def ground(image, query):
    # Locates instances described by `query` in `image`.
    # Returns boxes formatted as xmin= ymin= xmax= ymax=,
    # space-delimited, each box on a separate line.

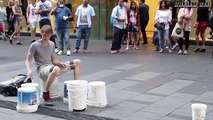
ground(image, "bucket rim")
xmin=191 ymin=103 xmax=207 ymax=109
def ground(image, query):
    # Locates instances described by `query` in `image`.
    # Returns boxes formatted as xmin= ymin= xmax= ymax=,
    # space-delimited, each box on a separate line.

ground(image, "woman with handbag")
xmin=194 ymin=0 xmax=209 ymax=52
xmin=154 ymin=0 xmax=172 ymax=53
xmin=176 ymin=0 xmax=193 ymax=55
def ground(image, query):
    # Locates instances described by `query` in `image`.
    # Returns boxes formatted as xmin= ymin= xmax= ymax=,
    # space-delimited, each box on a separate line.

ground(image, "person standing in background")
xmin=10 ymin=0 xmax=23 ymax=45
xmin=51 ymin=0 xmax=72 ymax=56
xmin=194 ymin=0 xmax=209 ymax=52
xmin=26 ymin=0 xmax=38 ymax=43
xmin=36 ymin=0 xmax=58 ymax=53
xmin=6 ymin=0 xmax=15 ymax=38
xmin=139 ymin=0 xmax=149 ymax=46
xmin=73 ymin=0 xmax=95 ymax=53
xmin=111 ymin=0 xmax=127 ymax=54
xmin=21 ymin=0 xmax=30 ymax=31
xmin=0 ymin=0 xmax=7 ymax=40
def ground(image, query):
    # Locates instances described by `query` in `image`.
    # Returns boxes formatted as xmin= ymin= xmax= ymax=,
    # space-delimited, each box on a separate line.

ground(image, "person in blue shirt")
xmin=51 ymin=0 xmax=72 ymax=56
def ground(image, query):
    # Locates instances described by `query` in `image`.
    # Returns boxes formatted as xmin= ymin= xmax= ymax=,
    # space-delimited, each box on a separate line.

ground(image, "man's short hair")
xmin=41 ymin=25 xmax=53 ymax=34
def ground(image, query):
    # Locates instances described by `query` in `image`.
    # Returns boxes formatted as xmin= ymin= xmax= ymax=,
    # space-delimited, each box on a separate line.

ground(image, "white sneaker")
xmin=66 ymin=50 xmax=71 ymax=56
xmin=55 ymin=49 xmax=59 ymax=53
xmin=169 ymin=49 xmax=173 ymax=54
xmin=177 ymin=50 xmax=183 ymax=55
xmin=57 ymin=50 xmax=63 ymax=55
xmin=125 ymin=47 xmax=129 ymax=51
xmin=183 ymin=50 xmax=188 ymax=55
xmin=159 ymin=49 xmax=164 ymax=53
xmin=172 ymin=43 xmax=178 ymax=50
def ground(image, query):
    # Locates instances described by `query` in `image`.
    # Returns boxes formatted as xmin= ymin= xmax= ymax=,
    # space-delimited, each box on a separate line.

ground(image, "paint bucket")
xmin=21 ymin=83 xmax=40 ymax=105
xmin=16 ymin=87 xmax=38 ymax=113
xmin=191 ymin=103 xmax=207 ymax=120
xmin=63 ymin=80 xmax=73 ymax=104
xmin=87 ymin=81 xmax=107 ymax=107
xmin=41 ymin=77 xmax=60 ymax=99
xmin=67 ymin=80 xmax=88 ymax=111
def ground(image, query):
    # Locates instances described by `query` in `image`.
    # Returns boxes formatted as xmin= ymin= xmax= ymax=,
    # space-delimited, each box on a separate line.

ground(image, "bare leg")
xmin=45 ymin=66 xmax=60 ymax=91
xmin=73 ymin=59 xmax=81 ymax=80
xmin=201 ymin=29 xmax=206 ymax=49
xmin=195 ymin=29 xmax=200 ymax=48
xmin=133 ymin=33 xmax=138 ymax=49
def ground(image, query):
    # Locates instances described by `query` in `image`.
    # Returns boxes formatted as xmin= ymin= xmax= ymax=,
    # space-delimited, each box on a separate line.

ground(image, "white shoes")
xmin=57 ymin=50 xmax=63 ymax=55
xmin=168 ymin=49 xmax=173 ymax=54
xmin=66 ymin=50 xmax=71 ymax=56
xmin=183 ymin=50 xmax=188 ymax=55
xmin=172 ymin=43 xmax=178 ymax=50
xmin=55 ymin=49 xmax=59 ymax=53
xmin=177 ymin=50 xmax=183 ymax=55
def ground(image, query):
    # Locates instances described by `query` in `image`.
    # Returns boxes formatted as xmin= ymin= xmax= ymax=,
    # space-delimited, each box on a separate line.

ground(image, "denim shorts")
xmin=29 ymin=21 xmax=37 ymax=29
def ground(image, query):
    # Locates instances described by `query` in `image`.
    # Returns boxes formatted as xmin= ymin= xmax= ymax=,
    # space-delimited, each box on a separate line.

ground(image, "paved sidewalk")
xmin=1 ymin=36 xmax=213 ymax=120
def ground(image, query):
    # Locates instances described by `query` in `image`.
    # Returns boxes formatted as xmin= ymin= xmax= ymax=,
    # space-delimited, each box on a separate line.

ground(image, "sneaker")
xmin=194 ymin=48 xmax=200 ymax=52
xmin=111 ymin=50 xmax=117 ymax=54
xmin=43 ymin=91 xmax=54 ymax=106
xmin=55 ymin=49 xmax=59 ymax=53
xmin=199 ymin=48 xmax=206 ymax=52
xmin=66 ymin=50 xmax=71 ymax=56
xmin=57 ymin=50 xmax=63 ymax=55
xmin=172 ymin=43 xmax=178 ymax=50
xmin=169 ymin=49 xmax=173 ymax=54
xmin=9 ymin=37 xmax=12 ymax=44
xmin=125 ymin=47 xmax=129 ymax=51
xmin=159 ymin=49 xmax=164 ymax=53
xmin=73 ymin=49 xmax=79 ymax=53
xmin=183 ymin=50 xmax=188 ymax=55
xmin=154 ymin=46 xmax=159 ymax=51
xmin=16 ymin=42 xmax=23 ymax=45
xmin=83 ymin=49 xmax=87 ymax=53
xmin=177 ymin=50 xmax=183 ymax=55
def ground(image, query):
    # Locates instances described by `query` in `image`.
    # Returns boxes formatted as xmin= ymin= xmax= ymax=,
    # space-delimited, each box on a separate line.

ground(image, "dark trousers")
xmin=7 ymin=21 xmax=14 ymax=35
xmin=140 ymin=20 xmax=149 ymax=44
xmin=111 ymin=27 xmax=124 ymax=50
xmin=178 ymin=31 xmax=190 ymax=50
xmin=39 ymin=19 xmax=57 ymax=48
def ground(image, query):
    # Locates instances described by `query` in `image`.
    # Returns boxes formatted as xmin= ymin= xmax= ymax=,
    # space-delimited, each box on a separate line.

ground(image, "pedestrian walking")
xmin=6 ymin=0 xmax=15 ymax=38
xmin=0 ymin=0 xmax=7 ymax=40
xmin=51 ymin=0 xmax=72 ymax=56
xmin=25 ymin=25 xmax=81 ymax=106
xmin=10 ymin=0 xmax=23 ymax=45
xmin=73 ymin=0 xmax=95 ymax=53
xmin=111 ymin=0 xmax=127 ymax=54
xmin=26 ymin=0 xmax=38 ymax=43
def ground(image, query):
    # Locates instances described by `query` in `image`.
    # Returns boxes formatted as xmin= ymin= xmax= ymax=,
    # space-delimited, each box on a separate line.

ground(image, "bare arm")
xmin=25 ymin=55 xmax=33 ymax=77
xmin=26 ymin=6 xmax=30 ymax=23
xmin=51 ymin=54 xmax=66 ymax=68
xmin=12 ymin=6 xmax=22 ymax=16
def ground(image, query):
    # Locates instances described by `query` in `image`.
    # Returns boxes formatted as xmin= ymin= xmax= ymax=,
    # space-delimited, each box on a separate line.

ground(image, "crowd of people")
xmin=0 ymin=0 xmax=212 ymax=56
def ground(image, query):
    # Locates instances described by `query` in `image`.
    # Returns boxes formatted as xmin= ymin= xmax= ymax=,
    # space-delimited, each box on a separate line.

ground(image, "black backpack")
xmin=0 ymin=74 xmax=32 ymax=96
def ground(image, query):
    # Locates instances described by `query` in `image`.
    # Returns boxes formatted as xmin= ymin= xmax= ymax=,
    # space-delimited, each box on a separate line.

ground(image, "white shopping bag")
xmin=171 ymin=23 xmax=184 ymax=38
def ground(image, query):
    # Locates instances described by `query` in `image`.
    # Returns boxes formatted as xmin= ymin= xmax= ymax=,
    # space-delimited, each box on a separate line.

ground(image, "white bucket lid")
xmin=67 ymin=80 xmax=88 ymax=85
xmin=21 ymin=83 xmax=39 ymax=87
xmin=18 ymin=87 xmax=36 ymax=92
xmin=191 ymin=103 xmax=207 ymax=109
xmin=89 ymin=81 xmax=105 ymax=86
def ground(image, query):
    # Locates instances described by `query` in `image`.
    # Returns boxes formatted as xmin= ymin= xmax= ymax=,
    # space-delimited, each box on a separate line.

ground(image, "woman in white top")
xmin=27 ymin=0 xmax=38 ymax=43
xmin=0 ymin=0 xmax=7 ymax=40
xmin=155 ymin=0 xmax=172 ymax=53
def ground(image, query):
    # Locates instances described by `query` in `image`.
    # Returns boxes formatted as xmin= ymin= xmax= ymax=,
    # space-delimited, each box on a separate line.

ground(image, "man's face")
xmin=83 ymin=0 xmax=89 ymax=5
xmin=118 ymin=0 xmax=124 ymax=7
xmin=41 ymin=32 xmax=52 ymax=41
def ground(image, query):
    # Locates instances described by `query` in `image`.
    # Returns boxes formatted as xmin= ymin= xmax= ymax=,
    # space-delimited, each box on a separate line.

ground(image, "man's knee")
xmin=51 ymin=66 xmax=60 ymax=75
xmin=72 ymin=59 xmax=81 ymax=68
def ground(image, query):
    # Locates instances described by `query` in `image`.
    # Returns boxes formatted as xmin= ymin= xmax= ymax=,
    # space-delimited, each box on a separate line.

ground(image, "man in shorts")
xmin=25 ymin=25 xmax=81 ymax=106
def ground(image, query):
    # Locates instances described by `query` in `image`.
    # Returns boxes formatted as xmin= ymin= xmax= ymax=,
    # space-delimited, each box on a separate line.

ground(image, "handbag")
xmin=171 ymin=23 xmax=184 ymax=38
xmin=154 ymin=23 xmax=165 ymax=30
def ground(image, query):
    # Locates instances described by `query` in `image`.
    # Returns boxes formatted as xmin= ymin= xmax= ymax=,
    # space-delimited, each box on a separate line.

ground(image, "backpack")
xmin=110 ymin=7 xmax=119 ymax=26
xmin=0 ymin=74 xmax=32 ymax=96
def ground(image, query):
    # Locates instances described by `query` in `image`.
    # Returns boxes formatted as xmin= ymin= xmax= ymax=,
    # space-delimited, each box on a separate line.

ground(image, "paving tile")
xmin=111 ymin=63 xmax=142 ymax=71
xmin=169 ymin=93 xmax=197 ymax=99
xmin=106 ymin=80 xmax=139 ymax=90
xmin=200 ymin=75 xmax=213 ymax=83
xmin=38 ymin=116 xmax=66 ymax=120
xmin=160 ymin=116 xmax=185 ymax=120
xmin=4 ymin=113 xmax=46 ymax=120
xmin=194 ymin=91 xmax=213 ymax=104
xmin=127 ymin=72 xmax=161 ymax=81
xmin=147 ymin=79 xmax=194 ymax=95
xmin=81 ymin=70 xmax=122 ymax=81
xmin=175 ymin=73 xmax=205 ymax=81
xmin=178 ymin=82 xmax=213 ymax=95
xmin=96 ymin=101 xmax=146 ymax=119
xmin=130 ymin=94 xmax=164 ymax=103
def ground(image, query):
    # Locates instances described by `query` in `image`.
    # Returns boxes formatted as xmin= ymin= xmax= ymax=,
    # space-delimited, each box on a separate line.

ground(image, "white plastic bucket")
xmin=191 ymin=103 xmax=207 ymax=120
xmin=67 ymin=80 xmax=88 ymax=111
xmin=41 ymin=77 xmax=60 ymax=99
xmin=63 ymin=80 xmax=74 ymax=104
xmin=21 ymin=83 xmax=40 ymax=105
xmin=16 ymin=87 xmax=38 ymax=113
xmin=87 ymin=81 xmax=107 ymax=107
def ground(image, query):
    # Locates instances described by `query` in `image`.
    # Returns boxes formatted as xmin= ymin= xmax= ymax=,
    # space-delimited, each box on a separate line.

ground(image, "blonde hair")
xmin=41 ymin=25 xmax=53 ymax=34
xmin=8 ymin=0 xmax=14 ymax=7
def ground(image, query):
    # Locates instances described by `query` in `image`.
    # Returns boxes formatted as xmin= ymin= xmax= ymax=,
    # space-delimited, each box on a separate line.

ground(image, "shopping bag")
xmin=171 ymin=23 xmax=183 ymax=38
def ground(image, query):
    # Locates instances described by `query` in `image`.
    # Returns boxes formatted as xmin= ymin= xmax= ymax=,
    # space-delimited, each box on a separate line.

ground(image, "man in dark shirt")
xmin=169 ymin=0 xmax=178 ymax=50
xmin=139 ymin=0 xmax=149 ymax=46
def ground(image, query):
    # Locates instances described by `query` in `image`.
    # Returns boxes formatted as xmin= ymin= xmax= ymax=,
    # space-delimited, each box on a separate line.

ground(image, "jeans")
xmin=56 ymin=29 xmax=70 ymax=51
xmin=157 ymin=29 xmax=171 ymax=50
xmin=111 ymin=27 xmax=124 ymax=50
xmin=75 ymin=25 xmax=91 ymax=50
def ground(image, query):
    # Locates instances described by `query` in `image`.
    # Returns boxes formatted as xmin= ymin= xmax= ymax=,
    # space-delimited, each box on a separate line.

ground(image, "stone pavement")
xmin=0 ymin=36 xmax=213 ymax=120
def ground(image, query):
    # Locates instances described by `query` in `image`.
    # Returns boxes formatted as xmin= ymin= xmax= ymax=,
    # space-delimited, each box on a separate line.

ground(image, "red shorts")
xmin=197 ymin=21 xmax=207 ymax=30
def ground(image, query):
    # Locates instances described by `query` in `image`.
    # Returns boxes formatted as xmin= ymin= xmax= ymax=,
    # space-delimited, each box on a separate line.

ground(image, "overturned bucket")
xmin=191 ymin=103 xmax=207 ymax=120
xmin=67 ymin=80 xmax=88 ymax=111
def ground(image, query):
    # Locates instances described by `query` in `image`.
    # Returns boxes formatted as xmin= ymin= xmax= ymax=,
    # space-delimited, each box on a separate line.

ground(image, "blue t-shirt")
xmin=55 ymin=6 xmax=71 ymax=30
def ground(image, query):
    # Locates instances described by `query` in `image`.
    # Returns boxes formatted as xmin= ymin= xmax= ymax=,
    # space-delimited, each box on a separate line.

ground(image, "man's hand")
xmin=58 ymin=62 xmax=67 ymax=68
xmin=27 ymin=70 xmax=33 ymax=78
